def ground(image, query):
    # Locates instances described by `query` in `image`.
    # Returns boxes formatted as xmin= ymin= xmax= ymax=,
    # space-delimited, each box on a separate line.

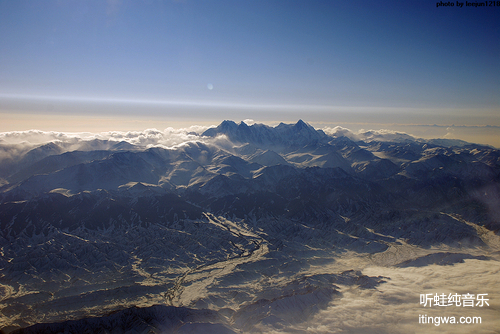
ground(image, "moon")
xmin=207 ymin=83 xmax=213 ymax=90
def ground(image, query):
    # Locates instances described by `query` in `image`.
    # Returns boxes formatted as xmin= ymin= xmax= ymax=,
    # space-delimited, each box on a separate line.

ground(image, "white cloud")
xmin=289 ymin=259 xmax=500 ymax=334
xmin=0 ymin=126 xmax=210 ymax=146
xmin=321 ymin=126 xmax=416 ymax=143
xmin=0 ymin=125 xmax=238 ymax=164
xmin=243 ymin=119 xmax=256 ymax=125
xmin=321 ymin=126 xmax=358 ymax=140
xmin=444 ymin=127 xmax=456 ymax=139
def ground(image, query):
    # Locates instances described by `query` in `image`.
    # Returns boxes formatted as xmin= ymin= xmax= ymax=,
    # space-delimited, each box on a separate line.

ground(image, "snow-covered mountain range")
xmin=1 ymin=120 xmax=499 ymax=333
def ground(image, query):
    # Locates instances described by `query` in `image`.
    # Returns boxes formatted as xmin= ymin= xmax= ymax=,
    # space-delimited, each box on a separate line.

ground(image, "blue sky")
xmin=0 ymin=0 xmax=499 ymax=144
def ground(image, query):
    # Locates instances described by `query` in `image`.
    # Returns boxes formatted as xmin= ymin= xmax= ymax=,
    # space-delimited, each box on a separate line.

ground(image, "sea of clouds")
xmin=258 ymin=257 xmax=500 ymax=334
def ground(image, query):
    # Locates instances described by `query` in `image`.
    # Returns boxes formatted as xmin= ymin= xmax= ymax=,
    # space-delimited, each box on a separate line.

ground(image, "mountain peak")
xmin=219 ymin=120 xmax=238 ymax=130
xmin=293 ymin=119 xmax=316 ymax=132
xmin=295 ymin=119 xmax=307 ymax=128
xmin=201 ymin=120 xmax=326 ymax=147
xmin=201 ymin=120 xmax=238 ymax=137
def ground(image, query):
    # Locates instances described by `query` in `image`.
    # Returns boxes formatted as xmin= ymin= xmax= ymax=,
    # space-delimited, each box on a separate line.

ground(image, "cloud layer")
xmin=0 ymin=124 xmax=420 ymax=148
xmin=257 ymin=258 xmax=500 ymax=334
xmin=322 ymin=126 xmax=417 ymax=143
